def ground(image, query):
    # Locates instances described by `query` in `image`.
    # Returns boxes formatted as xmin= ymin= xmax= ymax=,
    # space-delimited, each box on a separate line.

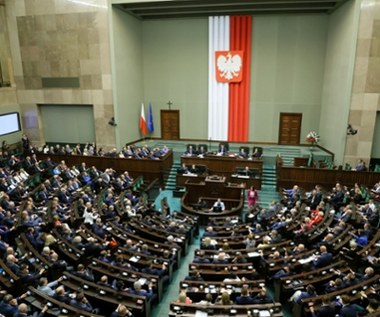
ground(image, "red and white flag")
xmin=208 ymin=16 xmax=252 ymax=142
xmin=139 ymin=103 xmax=147 ymax=135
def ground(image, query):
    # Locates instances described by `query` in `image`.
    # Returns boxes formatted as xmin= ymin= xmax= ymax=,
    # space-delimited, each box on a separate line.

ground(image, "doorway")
xmin=161 ymin=110 xmax=180 ymax=140
xmin=278 ymin=113 xmax=302 ymax=145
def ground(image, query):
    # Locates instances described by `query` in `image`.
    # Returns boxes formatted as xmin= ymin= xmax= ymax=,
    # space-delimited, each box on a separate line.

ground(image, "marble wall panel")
xmin=344 ymin=0 xmax=380 ymax=165
xmin=366 ymin=57 xmax=380 ymax=92
xmin=348 ymin=110 xmax=362 ymax=125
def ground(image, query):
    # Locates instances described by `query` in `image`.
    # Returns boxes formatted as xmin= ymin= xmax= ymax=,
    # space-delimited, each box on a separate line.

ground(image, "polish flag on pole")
xmin=140 ymin=103 xmax=147 ymax=135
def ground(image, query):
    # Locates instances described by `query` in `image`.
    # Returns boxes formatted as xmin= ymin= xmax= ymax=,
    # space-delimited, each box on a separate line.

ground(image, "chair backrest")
xmin=186 ymin=144 xmax=196 ymax=152
xmin=197 ymin=144 xmax=208 ymax=153
xmin=252 ymin=146 xmax=263 ymax=157
xmin=219 ymin=142 xmax=229 ymax=152
xmin=239 ymin=146 xmax=249 ymax=156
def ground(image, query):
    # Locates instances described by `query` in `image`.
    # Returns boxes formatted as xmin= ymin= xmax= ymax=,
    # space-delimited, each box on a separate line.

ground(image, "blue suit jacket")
xmin=339 ymin=304 xmax=361 ymax=317
xmin=314 ymin=252 xmax=333 ymax=268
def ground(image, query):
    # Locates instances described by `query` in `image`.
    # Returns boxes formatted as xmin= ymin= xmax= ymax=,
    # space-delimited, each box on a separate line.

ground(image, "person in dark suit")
xmin=127 ymin=281 xmax=154 ymax=299
xmin=17 ymin=263 xmax=45 ymax=284
xmin=37 ymin=185 xmax=50 ymax=203
xmin=309 ymin=187 xmax=323 ymax=209
xmin=5 ymin=254 xmax=20 ymax=275
xmin=309 ymin=295 xmax=336 ymax=317
xmin=235 ymin=287 xmax=254 ymax=304
xmin=185 ymin=145 xmax=195 ymax=156
xmin=177 ymin=163 xmax=189 ymax=174
xmin=237 ymin=148 xmax=248 ymax=159
xmin=193 ymin=198 xmax=207 ymax=211
xmin=69 ymin=292 xmax=94 ymax=312
xmin=212 ymin=252 xmax=228 ymax=264
xmin=237 ymin=166 xmax=253 ymax=177
xmin=0 ymin=294 xmax=19 ymax=317
xmin=189 ymin=164 xmax=198 ymax=174
xmin=198 ymin=145 xmax=207 ymax=155
xmin=193 ymin=251 xmax=210 ymax=263
xmin=252 ymin=147 xmax=262 ymax=159
xmin=291 ymin=284 xmax=317 ymax=304
xmin=338 ymin=295 xmax=363 ymax=317
xmin=14 ymin=303 xmax=48 ymax=317
xmin=53 ymin=286 xmax=71 ymax=304
xmin=217 ymin=144 xmax=228 ymax=155
xmin=313 ymin=245 xmax=333 ymax=269
xmin=252 ymin=288 xmax=273 ymax=304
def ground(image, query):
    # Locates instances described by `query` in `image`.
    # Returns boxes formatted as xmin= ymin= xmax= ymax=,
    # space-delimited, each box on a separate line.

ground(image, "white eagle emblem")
xmin=217 ymin=52 xmax=242 ymax=80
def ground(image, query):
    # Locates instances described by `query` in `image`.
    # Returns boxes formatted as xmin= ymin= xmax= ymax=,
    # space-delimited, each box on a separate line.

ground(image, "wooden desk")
xmin=183 ymin=179 xmax=244 ymax=202
xmin=277 ymin=160 xmax=380 ymax=190
xmin=36 ymin=151 xmax=173 ymax=186
xmin=180 ymin=179 xmax=244 ymax=224
xmin=176 ymin=174 xmax=206 ymax=186
xmin=181 ymin=155 xmax=263 ymax=189
xmin=169 ymin=302 xmax=284 ymax=317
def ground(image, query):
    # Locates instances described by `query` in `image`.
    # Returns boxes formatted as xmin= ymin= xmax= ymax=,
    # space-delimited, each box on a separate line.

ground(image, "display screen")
xmin=0 ymin=112 xmax=21 ymax=136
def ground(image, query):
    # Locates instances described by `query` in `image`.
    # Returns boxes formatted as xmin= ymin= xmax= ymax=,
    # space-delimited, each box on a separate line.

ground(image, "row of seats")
xmin=185 ymin=143 xmax=263 ymax=157
xmin=0 ymin=154 xmax=198 ymax=317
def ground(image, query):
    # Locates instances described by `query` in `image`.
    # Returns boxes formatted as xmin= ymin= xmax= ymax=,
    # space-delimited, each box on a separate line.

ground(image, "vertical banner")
xmin=209 ymin=16 xmax=252 ymax=142
xmin=228 ymin=16 xmax=252 ymax=142
xmin=147 ymin=103 xmax=154 ymax=133
xmin=208 ymin=16 xmax=230 ymax=141
xmin=139 ymin=103 xmax=147 ymax=135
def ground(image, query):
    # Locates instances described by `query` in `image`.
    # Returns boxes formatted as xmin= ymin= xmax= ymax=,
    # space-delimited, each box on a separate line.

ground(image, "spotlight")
xmin=347 ymin=124 xmax=357 ymax=135
xmin=108 ymin=117 xmax=117 ymax=127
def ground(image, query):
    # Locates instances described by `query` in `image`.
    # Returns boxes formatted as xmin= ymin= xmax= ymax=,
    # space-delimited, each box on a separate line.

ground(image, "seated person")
xmin=236 ymin=166 xmax=254 ymax=177
xmin=110 ymin=304 xmax=133 ymax=317
xmin=252 ymin=147 xmax=262 ymax=159
xmin=176 ymin=290 xmax=192 ymax=304
xmin=210 ymin=198 xmax=225 ymax=212
xmin=193 ymin=198 xmax=207 ymax=210
xmin=313 ymin=245 xmax=333 ymax=269
xmin=309 ymin=295 xmax=336 ymax=317
xmin=252 ymin=287 xmax=273 ymax=304
xmin=184 ymin=145 xmax=196 ymax=156
xmin=235 ymin=286 xmax=254 ymax=304
xmin=355 ymin=159 xmax=367 ymax=171
xmin=189 ymin=164 xmax=198 ymax=174
xmin=197 ymin=145 xmax=208 ymax=156
xmin=290 ymin=284 xmax=316 ymax=304
xmin=177 ymin=163 xmax=189 ymax=174
xmin=217 ymin=143 xmax=228 ymax=156
xmin=237 ymin=148 xmax=248 ymax=158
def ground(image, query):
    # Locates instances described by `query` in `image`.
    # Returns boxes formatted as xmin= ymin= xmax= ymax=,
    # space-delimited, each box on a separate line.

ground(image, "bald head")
xmin=18 ymin=303 xmax=28 ymax=313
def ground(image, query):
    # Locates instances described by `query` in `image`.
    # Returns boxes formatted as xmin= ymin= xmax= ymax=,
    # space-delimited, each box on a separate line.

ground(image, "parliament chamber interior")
xmin=1 ymin=0 xmax=380 ymax=316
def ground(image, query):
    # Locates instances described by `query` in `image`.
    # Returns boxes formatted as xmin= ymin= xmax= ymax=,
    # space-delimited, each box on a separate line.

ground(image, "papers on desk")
xmin=129 ymin=256 xmax=139 ymax=262
xmin=248 ymin=252 xmax=261 ymax=257
xmin=186 ymin=173 xmax=198 ymax=177
xmin=237 ymin=175 xmax=249 ymax=179
xmin=195 ymin=311 xmax=208 ymax=317
xmin=259 ymin=311 xmax=271 ymax=317
xmin=298 ymin=255 xmax=316 ymax=264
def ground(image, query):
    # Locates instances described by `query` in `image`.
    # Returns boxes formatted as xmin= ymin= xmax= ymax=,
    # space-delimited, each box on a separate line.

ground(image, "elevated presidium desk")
xmin=179 ymin=155 xmax=263 ymax=224
xmin=179 ymin=155 xmax=263 ymax=190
